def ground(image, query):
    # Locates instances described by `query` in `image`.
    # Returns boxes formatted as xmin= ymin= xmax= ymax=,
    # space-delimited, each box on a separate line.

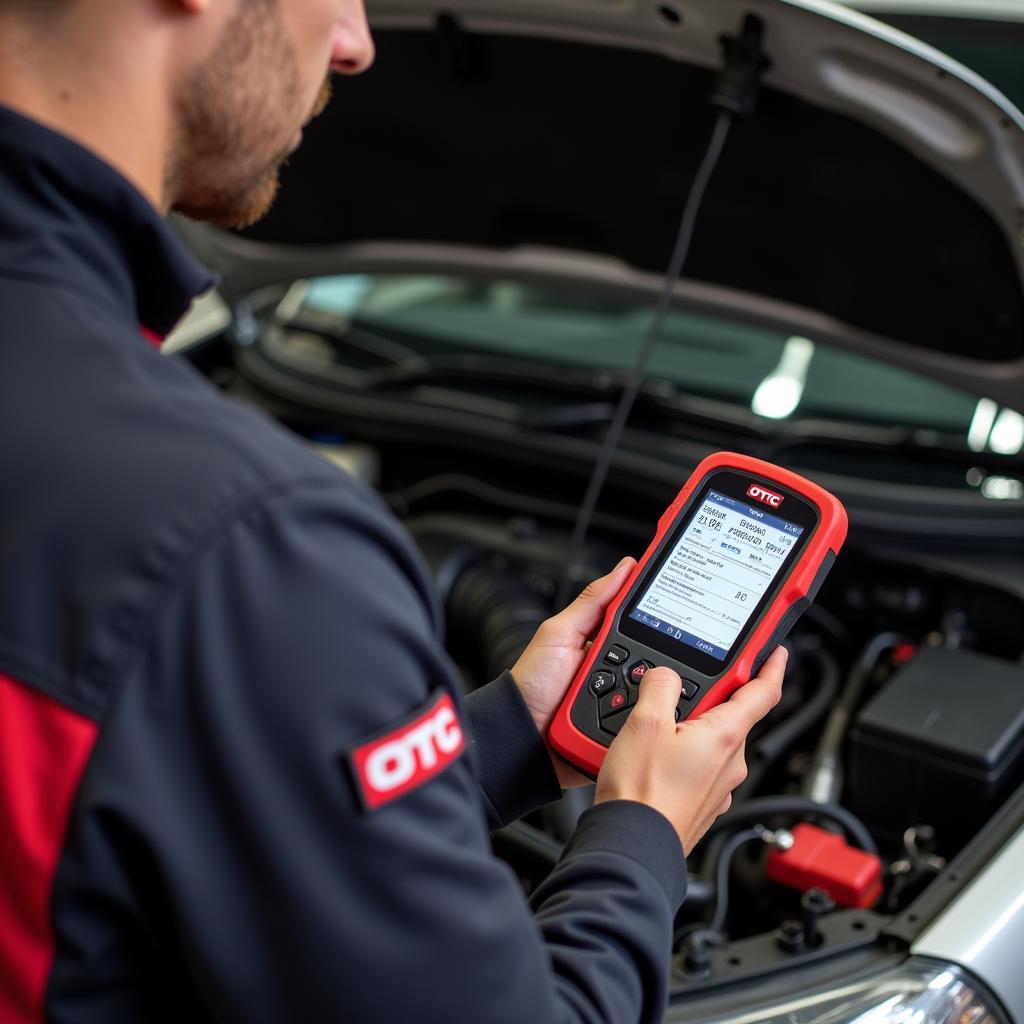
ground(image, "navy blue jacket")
xmin=0 ymin=102 xmax=686 ymax=1024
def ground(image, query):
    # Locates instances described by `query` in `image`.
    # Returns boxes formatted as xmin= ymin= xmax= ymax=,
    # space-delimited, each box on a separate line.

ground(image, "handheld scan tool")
xmin=549 ymin=452 xmax=848 ymax=778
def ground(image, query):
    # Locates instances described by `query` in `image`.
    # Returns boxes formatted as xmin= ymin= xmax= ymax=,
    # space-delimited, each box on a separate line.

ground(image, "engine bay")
xmin=305 ymin=431 xmax=1024 ymax=991
xmin=161 ymin=0 xmax=1024 ymax=1002
xmin=183 ymin=316 xmax=1024 ymax=996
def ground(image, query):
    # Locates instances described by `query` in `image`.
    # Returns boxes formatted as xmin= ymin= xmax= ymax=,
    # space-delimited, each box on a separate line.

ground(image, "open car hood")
xmin=176 ymin=0 xmax=1024 ymax=410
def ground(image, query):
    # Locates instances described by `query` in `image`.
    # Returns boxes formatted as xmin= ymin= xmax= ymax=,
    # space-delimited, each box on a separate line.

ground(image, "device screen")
xmin=627 ymin=489 xmax=805 ymax=661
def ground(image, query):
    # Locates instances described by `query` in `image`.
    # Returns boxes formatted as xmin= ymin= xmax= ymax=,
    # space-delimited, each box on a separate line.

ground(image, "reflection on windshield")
xmin=751 ymin=337 xmax=815 ymax=420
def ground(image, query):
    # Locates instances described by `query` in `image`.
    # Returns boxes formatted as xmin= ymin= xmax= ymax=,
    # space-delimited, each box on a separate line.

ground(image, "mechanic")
xmin=0 ymin=1 xmax=786 ymax=1022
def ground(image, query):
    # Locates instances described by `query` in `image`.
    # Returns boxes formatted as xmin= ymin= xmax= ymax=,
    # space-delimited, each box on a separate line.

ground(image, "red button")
xmin=610 ymin=692 xmax=625 ymax=709
xmin=629 ymin=660 xmax=654 ymax=685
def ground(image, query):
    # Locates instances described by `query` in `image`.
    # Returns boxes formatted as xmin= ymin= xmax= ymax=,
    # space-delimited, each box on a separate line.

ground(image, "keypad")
xmin=588 ymin=651 xmax=702 ymax=739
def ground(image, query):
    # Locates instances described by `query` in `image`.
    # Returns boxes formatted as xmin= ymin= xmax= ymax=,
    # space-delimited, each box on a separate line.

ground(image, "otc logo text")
xmin=349 ymin=691 xmax=465 ymax=811
xmin=747 ymin=484 xmax=783 ymax=508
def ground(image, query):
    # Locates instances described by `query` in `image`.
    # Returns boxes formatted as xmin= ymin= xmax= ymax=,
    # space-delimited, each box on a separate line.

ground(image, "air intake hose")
xmin=447 ymin=562 xmax=550 ymax=684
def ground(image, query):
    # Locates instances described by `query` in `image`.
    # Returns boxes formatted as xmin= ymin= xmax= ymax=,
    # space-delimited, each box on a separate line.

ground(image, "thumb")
xmin=716 ymin=645 xmax=788 ymax=731
xmin=550 ymin=557 xmax=636 ymax=639
xmin=632 ymin=665 xmax=683 ymax=722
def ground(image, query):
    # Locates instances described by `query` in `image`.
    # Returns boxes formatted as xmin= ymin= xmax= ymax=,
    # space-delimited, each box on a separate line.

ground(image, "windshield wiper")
xmin=261 ymin=314 xmax=1022 ymax=464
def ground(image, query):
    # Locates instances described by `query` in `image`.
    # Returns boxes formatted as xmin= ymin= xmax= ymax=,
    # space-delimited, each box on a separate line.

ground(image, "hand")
xmin=510 ymin=557 xmax=637 ymax=788
xmin=595 ymin=647 xmax=787 ymax=854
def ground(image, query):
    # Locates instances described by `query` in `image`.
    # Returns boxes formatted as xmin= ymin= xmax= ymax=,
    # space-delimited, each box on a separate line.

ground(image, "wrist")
xmin=508 ymin=669 xmax=550 ymax=736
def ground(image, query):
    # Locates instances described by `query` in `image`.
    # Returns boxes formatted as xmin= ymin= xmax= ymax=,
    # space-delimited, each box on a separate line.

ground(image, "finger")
xmin=548 ymin=557 xmax=636 ymax=639
xmin=631 ymin=665 xmax=683 ymax=722
xmin=719 ymin=646 xmax=788 ymax=731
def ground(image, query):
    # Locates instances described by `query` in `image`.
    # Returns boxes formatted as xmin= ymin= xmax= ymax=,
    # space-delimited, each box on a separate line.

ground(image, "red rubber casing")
xmin=549 ymin=452 xmax=848 ymax=778
xmin=765 ymin=824 xmax=883 ymax=908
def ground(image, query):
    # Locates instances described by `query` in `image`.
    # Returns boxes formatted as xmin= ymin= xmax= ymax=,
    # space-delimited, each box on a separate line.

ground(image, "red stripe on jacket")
xmin=0 ymin=675 xmax=98 ymax=1023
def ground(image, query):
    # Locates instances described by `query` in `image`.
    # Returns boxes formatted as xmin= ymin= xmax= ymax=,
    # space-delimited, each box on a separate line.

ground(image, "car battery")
xmin=847 ymin=646 xmax=1024 ymax=853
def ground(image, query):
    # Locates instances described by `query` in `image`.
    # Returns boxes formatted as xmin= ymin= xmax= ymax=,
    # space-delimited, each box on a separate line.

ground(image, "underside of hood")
xmin=180 ymin=0 xmax=1024 ymax=408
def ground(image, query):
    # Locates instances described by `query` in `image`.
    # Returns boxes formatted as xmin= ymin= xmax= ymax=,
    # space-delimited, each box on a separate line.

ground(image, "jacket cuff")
xmin=564 ymin=800 xmax=688 ymax=909
xmin=464 ymin=670 xmax=563 ymax=828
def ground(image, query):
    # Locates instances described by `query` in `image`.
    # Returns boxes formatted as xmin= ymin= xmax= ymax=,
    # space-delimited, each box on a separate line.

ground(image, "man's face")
xmin=169 ymin=0 xmax=372 ymax=229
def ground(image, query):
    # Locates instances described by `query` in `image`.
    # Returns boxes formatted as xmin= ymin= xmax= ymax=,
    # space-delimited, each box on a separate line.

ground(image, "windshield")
xmin=292 ymin=273 xmax=1023 ymax=465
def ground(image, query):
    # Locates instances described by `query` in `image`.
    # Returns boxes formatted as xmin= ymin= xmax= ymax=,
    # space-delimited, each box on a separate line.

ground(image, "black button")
xmin=674 ymin=707 xmax=682 ymax=723
xmin=603 ymin=645 xmax=629 ymax=666
xmin=589 ymin=671 xmax=617 ymax=697
xmin=680 ymin=679 xmax=699 ymax=701
xmin=600 ymin=712 xmax=627 ymax=737
xmin=628 ymin=660 xmax=655 ymax=685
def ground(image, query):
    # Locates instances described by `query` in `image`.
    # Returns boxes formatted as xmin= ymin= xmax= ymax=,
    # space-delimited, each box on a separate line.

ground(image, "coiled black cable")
xmin=675 ymin=826 xmax=765 ymax=953
xmin=703 ymin=796 xmax=878 ymax=856
xmin=677 ymin=800 xmax=876 ymax=953
xmin=707 ymin=826 xmax=766 ymax=935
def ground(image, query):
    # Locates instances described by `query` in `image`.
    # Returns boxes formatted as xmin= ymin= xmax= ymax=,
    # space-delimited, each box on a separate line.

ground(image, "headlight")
xmin=678 ymin=958 xmax=1009 ymax=1024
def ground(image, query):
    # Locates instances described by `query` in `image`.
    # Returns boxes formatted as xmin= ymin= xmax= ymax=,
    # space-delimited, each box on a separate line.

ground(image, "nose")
xmin=330 ymin=4 xmax=375 ymax=74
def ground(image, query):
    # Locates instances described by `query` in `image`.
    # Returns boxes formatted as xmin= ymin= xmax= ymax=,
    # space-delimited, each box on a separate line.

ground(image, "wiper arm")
xmin=365 ymin=352 xmax=759 ymax=435
xmin=364 ymin=350 xmax=628 ymax=395
xmin=266 ymin=316 xmax=772 ymax=436
xmin=266 ymin=315 xmax=1018 ymax=461
xmin=284 ymin=309 xmax=421 ymax=366
xmin=519 ymin=402 xmax=617 ymax=430
xmin=275 ymin=311 xmax=632 ymax=401
xmin=275 ymin=312 xmax=754 ymax=429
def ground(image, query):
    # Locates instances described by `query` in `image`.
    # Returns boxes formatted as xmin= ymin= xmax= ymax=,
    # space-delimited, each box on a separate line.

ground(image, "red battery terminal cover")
xmin=765 ymin=823 xmax=883 ymax=909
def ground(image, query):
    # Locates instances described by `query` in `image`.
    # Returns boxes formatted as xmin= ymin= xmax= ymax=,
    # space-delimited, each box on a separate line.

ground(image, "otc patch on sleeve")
xmin=347 ymin=690 xmax=466 ymax=811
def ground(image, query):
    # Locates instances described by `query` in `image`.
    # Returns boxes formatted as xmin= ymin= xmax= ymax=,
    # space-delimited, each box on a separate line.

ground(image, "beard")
xmin=168 ymin=0 xmax=332 ymax=229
